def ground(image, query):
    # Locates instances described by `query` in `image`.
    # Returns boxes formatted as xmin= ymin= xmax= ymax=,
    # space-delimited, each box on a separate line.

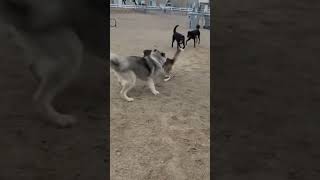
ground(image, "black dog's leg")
xmin=198 ymin=34 xmax=200 ymax=44
xmin=186 ymin=37 xmax=191 ymax=45
xmin=183 ymin=38 xmax=185 ymax=49
xmin=171 ymin=36 xmax=175 ymax=48
xmin=194 ymin=38 xmax=196 ymax=48
xmin=177 ymin=40 xmax=181 ymax=49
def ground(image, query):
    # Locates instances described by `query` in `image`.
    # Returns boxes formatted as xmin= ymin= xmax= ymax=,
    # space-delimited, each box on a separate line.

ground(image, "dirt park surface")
xmin=110 ymin=10 xmax=210 ymax=180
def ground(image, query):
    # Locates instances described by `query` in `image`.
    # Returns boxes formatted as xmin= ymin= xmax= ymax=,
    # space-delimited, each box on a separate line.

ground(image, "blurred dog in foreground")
xmin=0 ymin=0 xmax=106 ymax=127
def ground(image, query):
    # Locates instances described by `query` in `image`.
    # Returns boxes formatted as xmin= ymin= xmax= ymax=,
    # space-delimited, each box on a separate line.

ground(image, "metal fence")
xmin=188 ymin=12 xmax=210 ymax=30
xmin=110 ymin=3 xmax=211 ymax=30
xmin=110 ymin=3 xmax=193 ymax=12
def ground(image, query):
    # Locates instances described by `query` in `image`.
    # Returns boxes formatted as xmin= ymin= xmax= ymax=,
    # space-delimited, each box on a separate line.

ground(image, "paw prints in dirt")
xmin=168 ymin=113 xmax=208 ymax=130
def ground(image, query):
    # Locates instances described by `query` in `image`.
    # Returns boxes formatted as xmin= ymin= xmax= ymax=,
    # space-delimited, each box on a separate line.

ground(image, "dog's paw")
xmin=164 ymin=76 xmax=171 ymax=81
xmin=152 ymin=90 xmax=160 ymax=95
xmin=164 ymin=74 xmax=173 ymax=82
xmin=125 ymin=97 xmax=134 ymax=102
xmin=54 ymin=115 xmax=77 ymax=128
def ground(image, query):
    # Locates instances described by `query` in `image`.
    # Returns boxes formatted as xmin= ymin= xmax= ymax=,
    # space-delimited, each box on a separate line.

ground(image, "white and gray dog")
xmin=0 ymin=0 xmax=106 ymax=128
xmin=110 ymin=49 xmax=167 ymax=101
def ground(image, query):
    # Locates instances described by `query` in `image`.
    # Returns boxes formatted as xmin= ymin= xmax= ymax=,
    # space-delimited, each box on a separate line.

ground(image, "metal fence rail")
xmin=187 ymin=12 xmax=211 ymax=30
xmin=110 ymin=3 xmax=211 ymax=30
xmin=110 ymin=3 xmax=193 ymax=13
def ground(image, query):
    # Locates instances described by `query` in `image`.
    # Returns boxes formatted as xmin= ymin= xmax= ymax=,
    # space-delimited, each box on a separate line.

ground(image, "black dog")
xmin=186 ymin=24 xmax=201 ymax=48
xmin=171 ymin=25 xmax=185 ymax=49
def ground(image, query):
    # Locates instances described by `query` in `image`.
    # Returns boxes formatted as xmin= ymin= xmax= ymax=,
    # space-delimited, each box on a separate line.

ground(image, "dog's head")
xmin=152 ymin=49 xmax=166 ymax=57
xmin=150 ymin=49 xmax=167 ymax=65
xmin=143 ymin=49 xmax=152 ymax=57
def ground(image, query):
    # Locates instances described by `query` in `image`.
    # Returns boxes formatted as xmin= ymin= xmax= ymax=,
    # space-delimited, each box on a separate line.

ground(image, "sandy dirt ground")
xmin=110 ymin=10 xmax=210 ymax=180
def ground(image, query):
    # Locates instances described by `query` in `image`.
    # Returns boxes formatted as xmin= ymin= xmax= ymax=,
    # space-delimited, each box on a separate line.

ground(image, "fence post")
xmin=203 ymin=14 xmax=210 ymax=29
xmin=189 ymin=12 xmax=200 ymax=29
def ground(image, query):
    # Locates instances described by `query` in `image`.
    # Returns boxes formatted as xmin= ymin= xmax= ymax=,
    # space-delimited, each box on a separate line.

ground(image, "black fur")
xmin=186 ymin=24 xmax=200 ymax=48
xmin=171 ymin=25 xmax=185 ymax=49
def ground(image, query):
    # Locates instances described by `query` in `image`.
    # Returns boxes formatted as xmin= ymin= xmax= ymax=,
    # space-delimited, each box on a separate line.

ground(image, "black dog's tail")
xmin=173 ymin=25 xmax=179 ymax=33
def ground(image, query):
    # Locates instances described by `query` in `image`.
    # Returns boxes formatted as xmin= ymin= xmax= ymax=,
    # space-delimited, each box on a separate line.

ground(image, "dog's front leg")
xmin=147 ymin=78 xmax=159 ymax=95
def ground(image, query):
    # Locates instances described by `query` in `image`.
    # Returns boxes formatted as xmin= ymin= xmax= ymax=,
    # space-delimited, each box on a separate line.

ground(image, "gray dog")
xmin=110 ymin=49 xmax=167 ymax=101
xmin=0 ymin=0 xmax=106 ymax=128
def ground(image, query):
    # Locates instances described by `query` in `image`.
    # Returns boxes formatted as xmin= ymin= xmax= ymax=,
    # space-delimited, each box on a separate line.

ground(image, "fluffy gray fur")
xmin=110 ymin=49 xmax=166 ymax=101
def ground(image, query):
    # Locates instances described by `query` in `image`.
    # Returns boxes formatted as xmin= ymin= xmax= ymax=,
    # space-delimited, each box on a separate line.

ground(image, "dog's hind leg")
xmin=32 ymin=29 xmax=83 ymax=128
xmin=29 ymin=64 xmax=41 ymax=82
xmin=121 ymin=72 xmax=136 ymax=102
xmin=171 ymin=36 xmax=175 ymax=48
xmin=147 ymin=77 xmax=159 ymax=95
xmin=121 ymin=82 xmax=133 ymax=101
xmin=113 ymin=71 xmax=123 ymax=87
xmin=182 ymin=37 xmax=186 ymax=49
xmin=186 ymin=37 xmax=191 ymax=45
xmin=33 ymin=78 xmax=76 ymax=127
xmin=119 ymin=78 xmax=127 ymax=96
xmin=33 ymin=63 xmax=81 ymax=128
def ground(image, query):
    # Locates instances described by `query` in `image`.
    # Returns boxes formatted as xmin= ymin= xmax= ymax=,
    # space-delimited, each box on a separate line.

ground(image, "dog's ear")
xmin=143 ymin=50 xmax=148 ymax=54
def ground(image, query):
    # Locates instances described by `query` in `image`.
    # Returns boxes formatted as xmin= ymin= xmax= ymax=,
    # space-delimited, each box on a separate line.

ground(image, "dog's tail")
xmin=171 ymin=47 xmax=184 ymax=64
xmin=110 ymin=52 xmax=127 ymax=72
xmin=173 ymin=25 xmax=179 ymax=33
